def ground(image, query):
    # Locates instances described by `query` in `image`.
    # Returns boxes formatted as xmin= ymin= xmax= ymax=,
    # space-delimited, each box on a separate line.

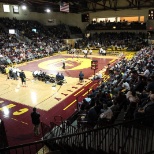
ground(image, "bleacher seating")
xmin=76 ymin=32 xmax=147 ymax=51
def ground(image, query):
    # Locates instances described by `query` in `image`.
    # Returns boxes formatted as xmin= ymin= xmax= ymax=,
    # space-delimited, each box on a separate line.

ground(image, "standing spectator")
xmin=20 ymin=70 xmax=26 ymax=87
xmin=31 ymin=107 xmax=40 ymax=136
xmin=62 ymin=59 xmax=65 ymax=69
xmin=12 ymin=66 xmax=18 ymax=80
xmin=79 ymin=71 xmax=84 ymax=83
xmin=5 ymin=65 xmax=10 ymax=80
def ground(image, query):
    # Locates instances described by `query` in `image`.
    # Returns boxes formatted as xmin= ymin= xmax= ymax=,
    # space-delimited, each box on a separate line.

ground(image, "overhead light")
xmin=21 ymin=5 xmax=27 ymax=10
xmin=46 ymin=9 xmax=51 ymax=13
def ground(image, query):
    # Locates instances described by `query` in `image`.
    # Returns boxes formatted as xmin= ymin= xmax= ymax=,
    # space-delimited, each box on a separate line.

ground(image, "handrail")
xmin=49 ymin=122 xmax=64 ymax=137
xmin=62 ymin=121 xmax=77 ymax=134
xmin=108 ymin=126 xmax=120 ymax=153
xmin=41 ymin=122 xmax=51 ymax=137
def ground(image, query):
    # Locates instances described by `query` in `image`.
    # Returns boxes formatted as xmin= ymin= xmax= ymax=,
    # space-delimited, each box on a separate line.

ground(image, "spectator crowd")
xmin=78 ymin=47 xmax=154 ymax=127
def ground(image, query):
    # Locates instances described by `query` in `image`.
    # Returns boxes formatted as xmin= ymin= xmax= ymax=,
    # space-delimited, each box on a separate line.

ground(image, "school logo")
xmin=38 ymin=58 xmax=92 ymax=71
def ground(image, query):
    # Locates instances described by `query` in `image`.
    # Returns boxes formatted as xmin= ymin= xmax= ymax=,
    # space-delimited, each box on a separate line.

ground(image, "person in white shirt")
xmin=12 ymin=67 xmax=18 ymax=80
xmin=89 ymin=49 xmax=92 ymax=55
xmin=143 ymin=67 xmax=150 ymax=78
xmin=99 ymin=104 xmax=113 ymax=120
xmin=93 ymin=73 xmax=102 ymax=80
xmin=33 ymin=70 xmax=39 ymax=76
xmin=83 ymin=49 xmax=88 ymax=58
xmin=99 ymin=47 xmax=103 ymax=55
xmin=122 ymin=80 xmax=130 ymax=91
xmin=102 ymin=49 xmax=106 ymax=56
xmin=139 ymin=66 xmax=150 ymax=78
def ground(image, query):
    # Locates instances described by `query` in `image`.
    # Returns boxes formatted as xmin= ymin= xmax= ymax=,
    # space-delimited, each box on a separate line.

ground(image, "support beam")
xmin=108 ymin=0 xmax=118 ymax=10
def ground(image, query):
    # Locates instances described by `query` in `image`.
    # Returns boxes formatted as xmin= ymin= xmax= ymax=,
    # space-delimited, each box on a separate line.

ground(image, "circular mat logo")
xmin=38 ymin=58 xmax=92 ymax=71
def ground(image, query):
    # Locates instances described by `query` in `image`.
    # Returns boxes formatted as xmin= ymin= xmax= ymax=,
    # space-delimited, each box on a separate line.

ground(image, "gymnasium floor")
xmin=0 ymin=51 xmax=135 ymax=146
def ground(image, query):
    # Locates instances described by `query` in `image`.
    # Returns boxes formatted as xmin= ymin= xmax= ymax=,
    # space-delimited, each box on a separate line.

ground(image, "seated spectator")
xmin=134 ymin=92 xmax=154 ymax=126
xmin=99 ymin=104 xmax=113 ymax=120
xmin=84 ymin=95 xmax=91 ymax=104
xmin=139 ymin=66 xmax=150 ymax=78
xmin=102 ymin=49 xmax=106 ymax=56
xmin=134 ymin=76 xmax=147 ymax=93
xmin=56 ymin=72 xmax=60 ymax=81
xmin=87 ymin=105 xmax=101 ymax=124
xmin=99 ymin=47 xmax=103 ymax=55
xmin=126 ymin=90 xmax=139 ymax=105
xmin=79 ymin=98 xmax=91 ymax=111
xmin=59 ymin=73 xmax=64 ymax=80
xmin=89 ymin=89 xmax=97 ymax=98
xmin=33 ymin=70 xmax=39 ymax=79
xmin=146 ymin=76 xmax=154 ymax=92
xmin=89 ymin=49 xmax=92 ymax=55
xmin=93 ymin=72 xmax=102 ymax=80
xmin=114 ymin=91 xmax=127 ymax=108
xmin=124 ymin=90 xmax=140 ymax=120
xmin=121 ymin=80 xmax=130 ymax=92
xmin=110 ymin=101 xmax=120 ymax=114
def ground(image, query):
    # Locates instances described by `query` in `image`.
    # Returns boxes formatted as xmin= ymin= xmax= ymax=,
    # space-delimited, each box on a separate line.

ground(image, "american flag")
xmin=60 ymin=2 xmax=69 ymax=13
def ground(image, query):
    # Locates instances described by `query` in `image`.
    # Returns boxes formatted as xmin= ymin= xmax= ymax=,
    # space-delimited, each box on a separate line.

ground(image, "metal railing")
xmin=41 ymin=116 xmax=77 ymax=141
xmin=0 ymin=115 xmax=153 ymax=154
xmin=0 ymin=119 xmax=8 ymax=149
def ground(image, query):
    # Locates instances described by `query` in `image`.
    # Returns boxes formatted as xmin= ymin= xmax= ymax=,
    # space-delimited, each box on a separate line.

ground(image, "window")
xmin=149 ymin=10 xmax=154 ymax=20
xmin=13 ymin=5 xmax=19 ymax=13
xmin=3 ymin=4 xmax=10 ymax=12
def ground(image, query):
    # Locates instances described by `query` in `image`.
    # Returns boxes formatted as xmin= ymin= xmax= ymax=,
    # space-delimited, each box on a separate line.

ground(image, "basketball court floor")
xmin=0 ymin=51 xmax=135 ymax=146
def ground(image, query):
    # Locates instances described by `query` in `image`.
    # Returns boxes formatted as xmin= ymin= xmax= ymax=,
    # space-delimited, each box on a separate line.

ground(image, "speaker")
xmin=91 ymin=60 xmax=98 ymax=70
xmin=81 ymin=13 xmax=89 ymax=22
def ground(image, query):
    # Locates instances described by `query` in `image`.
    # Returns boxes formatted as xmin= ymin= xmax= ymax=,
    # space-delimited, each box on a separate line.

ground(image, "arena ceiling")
xmin=1 ymin=0 xmax=154 ymax=13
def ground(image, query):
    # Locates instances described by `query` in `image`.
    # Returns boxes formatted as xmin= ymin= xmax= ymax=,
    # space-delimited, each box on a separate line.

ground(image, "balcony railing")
xmin=0 ymin=114 xmax=154 ymax=154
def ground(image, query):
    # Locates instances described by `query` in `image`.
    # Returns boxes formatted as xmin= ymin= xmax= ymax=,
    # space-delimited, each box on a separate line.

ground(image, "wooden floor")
xmin=0 ymin=51 xmax=135 ymax=146
xmin=0 ymin=52 xmax=119 ymax=111
xmin=0 ymin=51 xmax=136 ymax=111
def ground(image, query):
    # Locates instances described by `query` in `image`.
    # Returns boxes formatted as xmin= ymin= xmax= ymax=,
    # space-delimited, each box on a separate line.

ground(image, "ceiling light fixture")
xmin=21 ymin=5 xmax=27 ymax=10
xmin=46 ymin=9 xmax=51 ymax=13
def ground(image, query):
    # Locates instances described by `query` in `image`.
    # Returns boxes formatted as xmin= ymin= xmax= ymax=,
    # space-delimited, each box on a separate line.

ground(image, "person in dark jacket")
xmin=31 ymin=107 xmax=40 ymax=136
xmin=20 ymin=70 xmax=26 ymax=87
xmin=134 ymin=93 xmax=154 ymax=126
xmin=79 ymin=71 xmax=84 ymax=83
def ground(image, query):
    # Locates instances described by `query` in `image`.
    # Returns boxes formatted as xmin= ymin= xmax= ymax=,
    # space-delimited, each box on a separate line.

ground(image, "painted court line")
xmin=63 ymin=100 xmax=76 ymax=110
xmin=74 ymin=88 xmax=84 ymax=96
